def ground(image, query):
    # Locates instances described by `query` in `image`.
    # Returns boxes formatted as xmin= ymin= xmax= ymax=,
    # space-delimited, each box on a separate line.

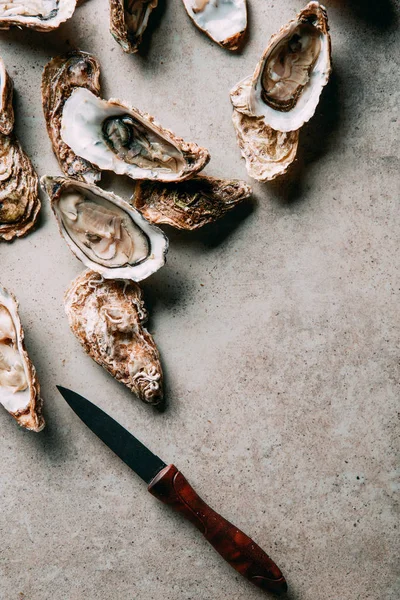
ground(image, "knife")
xmin=57 ymin=386 xmax=287 ymax=595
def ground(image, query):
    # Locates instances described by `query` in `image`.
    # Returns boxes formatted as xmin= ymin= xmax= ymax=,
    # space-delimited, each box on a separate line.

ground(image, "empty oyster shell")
xmin=248 ymin=2 xmax=331 ymax=132
xmin=0 ymin=58 xmax=14 ymax=135
xmin=110 ymin=0 xmax=158 ymax=53
xmin=133 ymin=175 xmax=252 ymax=230
xmin=0 ymin=285 xmax=44 ymax=431
xmin=65 ymin=270 xmax=163 ymax=405
xmin=0 ymin=0 xmax=77 ymax=31
xmin=182 ymin=0 xmax=247 ymax=51
xmin=42 ymin=51 xmax=101 ymax=184
xmin=61 ymin=88 xmax=210 ymax=182
xmin=231 ymin=77 xmax=299 ymax=182
xmin=41 ymin=175 xmax=169 ymax=282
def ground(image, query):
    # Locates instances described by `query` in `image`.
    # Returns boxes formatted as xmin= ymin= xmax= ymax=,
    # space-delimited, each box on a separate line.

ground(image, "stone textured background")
xmin=0 ymin=1 xmax=399 ymax=599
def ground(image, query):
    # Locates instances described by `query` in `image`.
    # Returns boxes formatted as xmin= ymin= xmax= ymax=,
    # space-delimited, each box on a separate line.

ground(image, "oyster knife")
xmin=57 ymin=386 xmax=287 ymax=595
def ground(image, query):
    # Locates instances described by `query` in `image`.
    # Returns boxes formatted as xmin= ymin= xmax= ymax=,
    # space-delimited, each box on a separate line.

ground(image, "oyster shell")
xmin=65 ymin=270 xmax=163 ymax=405
xmin=133 ymin=175 xmax=252 ymax=230
xmin=41 ymin=175 xmax=169 ymax=282
xmin=0 ymin=0 xmax=77 ymax=31
xmin=110 ymin=0 xmax=158 ymax=53
xmin=248 ymin=2 xmax=331 ymax=132
xmin=61 ymin=88 xmax=210 ymax=182
xmin=182 ymin=0 xmax=247 ymax=51
xmin=231 ymin=77 xmax=299 ymax=182
xmin=0 ymin=285 xmax=44 ymax=431
xmin=42 ymin=51 xmax=101 ymax=184
xmin=0 ymin=58 xmax=40 ymax=242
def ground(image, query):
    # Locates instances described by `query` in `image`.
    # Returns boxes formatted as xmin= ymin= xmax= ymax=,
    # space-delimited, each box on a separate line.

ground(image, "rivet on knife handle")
xmin=148 ymin=464 xmax=287 ymax=595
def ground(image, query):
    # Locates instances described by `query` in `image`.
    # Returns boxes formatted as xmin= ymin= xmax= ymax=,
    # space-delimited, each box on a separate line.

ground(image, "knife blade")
xmin=57 ymin=385 xmax=287 ymax=595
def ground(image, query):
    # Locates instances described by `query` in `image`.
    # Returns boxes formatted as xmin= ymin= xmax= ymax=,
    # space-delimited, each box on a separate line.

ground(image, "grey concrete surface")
xmin=0 ymin=1 xmax=399 ymax=599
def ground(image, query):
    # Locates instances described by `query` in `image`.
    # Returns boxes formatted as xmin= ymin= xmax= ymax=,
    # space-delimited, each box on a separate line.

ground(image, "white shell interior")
xmin=182 ymin=0 xmax=246 ymax=44
xmin=0 ymin=286 xmax=31 ymax=415
xmin=0 ymin=0 xmax=76 ymax=28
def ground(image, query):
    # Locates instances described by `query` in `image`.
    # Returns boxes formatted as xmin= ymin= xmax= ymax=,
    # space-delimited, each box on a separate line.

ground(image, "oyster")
xmin=248 ymin=2 xmax=331 ymax=132
xmin=41 ymin=175 xmax=168 ymax=282
xmin=42 ymin=51 xmax=101 ymax=183
xmin=65 ymin=270 xmax=163 ymax=405
xmin=181 ymin=0 xmax=247 ymax=51
xmin=0 ymin=0 xmax=77 ymax=31
xmin=110 ymin=0 xmax=158 ymax=53
xmin=0 ymin=285 xmax=44 ymax=431
xmin=61 ymin=88 xmax=210 ymax=182
xmin=133 ymin=175 xmax=252 ymax=230
xmin=231 ymin=77 xmax=299 ymax=182
xmin=0 ymin=58 xmax=40 ymax=242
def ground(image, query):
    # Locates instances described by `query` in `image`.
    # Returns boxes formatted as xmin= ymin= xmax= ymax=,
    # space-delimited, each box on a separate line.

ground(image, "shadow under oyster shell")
xmin=0 ymin=0 xmax=77 ymax=31
xmin=64 ymin=270 xmax=164 ymax=405
xmin=0 ymin=285 xmax=44 ymax=431
xmin=42 ymin=51 xmax=102 ymax=184
xmin=110 ymin=0 xmax=158 ymax=53
xmin=133 ymin=175 xmax=252 ymax=230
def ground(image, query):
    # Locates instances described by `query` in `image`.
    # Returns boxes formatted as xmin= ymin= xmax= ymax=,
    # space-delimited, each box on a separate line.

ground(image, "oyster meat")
xmin=0 ymin=285 xmax=44 ymax=431
xmin=231 ymin=77 xmax=299 ymax=182
xmin=61 ymin=88 xmax=210 ymax=182
xmin=133 ymin=175 xmax=252 ymax=230
xmin=65 ymin=270 xmax=163 ymax=405
xmin=110 ymin=0 xmax=158 ymax=53
xmin=42 ymin=51 xmax=102 ymax=183
xmin=0 ymin=57 xmax=40 ymax=242
xmin=41 ymin=175 xmax=168 ymax=281
xmin=182 ymin=0 xmax=247 ymax=51
xmin=0 ymin=0 xmax=77 ymax=31
xmin=248 ymin=2 xmax=331 ymax=132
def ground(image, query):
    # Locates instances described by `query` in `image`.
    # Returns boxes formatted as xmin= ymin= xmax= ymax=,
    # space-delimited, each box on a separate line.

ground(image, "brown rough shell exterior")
xmin=133 ymin=175 xmax=252 ymax=230
xmin=65 ymin=270 xmax=164 ymax=405
xmin=110 ymin=0 xmax=158 ymax=53
xmin=42 ymin=51 xmax=101 ymax=183
xmin=0 ymin=288 xmax=45 ymax=432
xmin=0 ymin=59 xmax=14 ymax=135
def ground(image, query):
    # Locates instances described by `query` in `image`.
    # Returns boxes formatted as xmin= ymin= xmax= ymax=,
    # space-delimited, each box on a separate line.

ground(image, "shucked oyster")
xmin=110 ymin=0 xmax=158 ymax=53
xmin=182 ymin=0 xmax=247 ymax=51
xmin=0 ymin=285 xmax=44 ymax=431
xmin=41 ymin=175 xmax=168 ymax=282
xmin=42 ymin=51 xmax=101 ymax=183
xmin=248 ymin=2 xmax=331 ymax=132
xmin=0 ymin=58 xmax=40 ymax=242
xmin=231 ymin=77 xmax=299 ymax=182
xmin=65 ymin=270 xmax=163 ymax=405
xmin=133 ymin=175 xmax=252 ymax=230
xmin=0 ymin=0 xmax=77 ymax=31
xmin=61 ymin=88 xmax=210 ymax=182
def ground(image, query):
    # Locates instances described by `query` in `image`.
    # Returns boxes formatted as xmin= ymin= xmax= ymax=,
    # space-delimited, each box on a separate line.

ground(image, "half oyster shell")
xmin=0 ymin=0 xmax=77 ymax=31
xmin=65 ymin=270 xmax=163 ymax=405
xmin=248 ymin=2 xmax=331 ymax=132
xmin=61 ymin=88 xmax=210 ymax=182
xmin=41 ymin=175 xmax=169 ymax=282
xmin=42 ymin=51 xmax=102 ymax=183
xmin=0 ymin=58 xmax=14 ymax=135
xmin=182 ymin=0 xmax=247 ymax=51
xmin=133 ymin=175 xmax=252 ymax=230
xmin=0 ymin=285 xmax=44 ymax=431
xmin=231 ymin=77 xmax=299 ymax=182
xmin=110 ymin=0 xmax=158 ymax=53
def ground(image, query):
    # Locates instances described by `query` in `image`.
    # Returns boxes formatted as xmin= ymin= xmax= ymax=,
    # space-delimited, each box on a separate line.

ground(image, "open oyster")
xmin=110 ymin=0 xmax=158 ymax=53
xmin=133 ymin=175 xmax=252 ymax=230
xmin=41 ymin=175 xmax=168 ymax=281
xmin=65 ymin=270 xmax=163 ymax=405
xmin=231 ymin=77 xmax=299 ymax=182
xmin=42 ymin=51 xmax=101 ymax=183
xmin=0 ymin=285 xmax=44 ymax=431
xmin=181 ymin=0 xmax=247 ymax=51
xmin=0 ymin=58 xmax=40 ymax=242
xmin=248 ymin=2 xmax=331 ymax=132
xmin=61 ymin=88 xmax=210 ymax=182
xmin=0 ymin=0 xmax=77 ymax=31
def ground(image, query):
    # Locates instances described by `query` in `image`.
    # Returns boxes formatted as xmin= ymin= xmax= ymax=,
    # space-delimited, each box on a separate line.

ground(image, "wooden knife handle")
xmin=148 ymin=464 xmax=287 ymax=595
